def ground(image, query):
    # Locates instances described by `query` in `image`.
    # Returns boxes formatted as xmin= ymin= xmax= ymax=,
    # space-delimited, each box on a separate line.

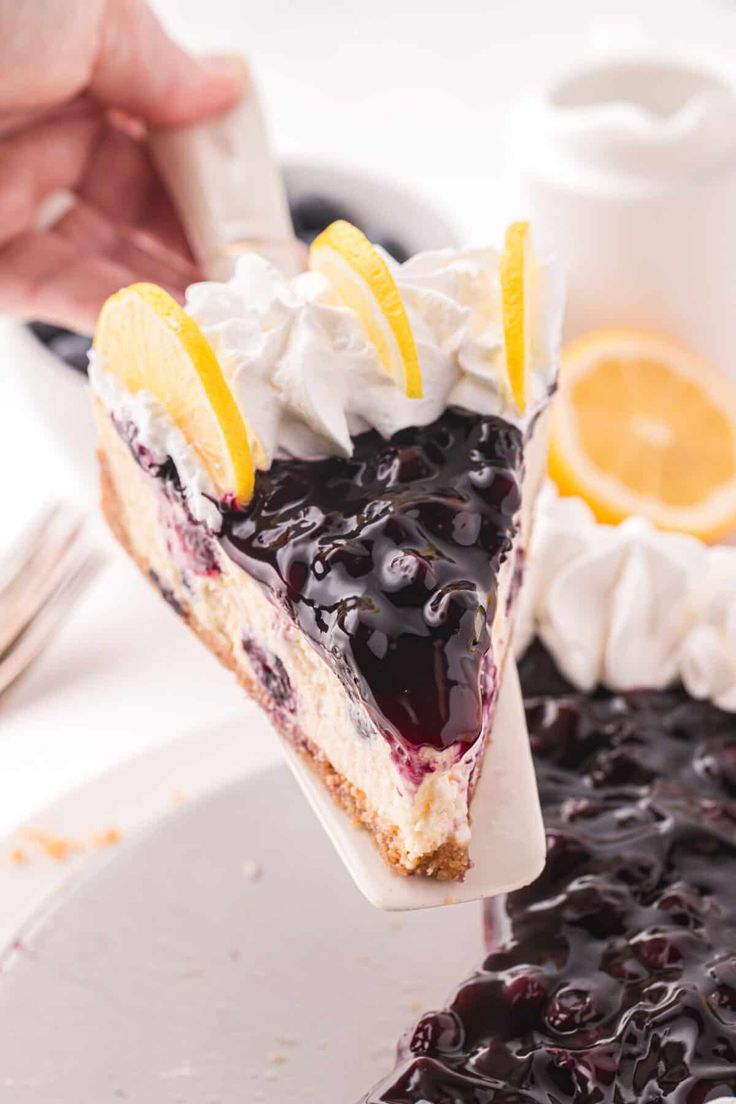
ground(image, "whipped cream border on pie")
xmin=516 ymin=484 xmax=736 ymax=710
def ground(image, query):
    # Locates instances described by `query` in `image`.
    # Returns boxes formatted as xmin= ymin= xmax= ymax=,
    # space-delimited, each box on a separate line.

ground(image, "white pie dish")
xmin=0 ymin=731 xmax=480 ymax=1102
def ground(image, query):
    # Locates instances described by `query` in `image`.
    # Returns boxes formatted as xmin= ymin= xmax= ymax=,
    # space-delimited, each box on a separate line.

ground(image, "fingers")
xmin=0 ymin=102 xmax=196 ymax=256
xmin=0 ymin=102 xmax=204 ymax=327
xmin=0 ymin=0 xmax=245 ymax=125
xmin=0 ymin=229 xmax=133 ymax=334
xmin=76 ymin=118 xmax=194 ymax=263
xmin=0 ymin=0 xmax=248 ymax=330
xmin=0 ymin=106 xmax=101 ymax=249
xmin=0 ymin=228 xmax=185 ymax=334
xmin=0 ymin=0 xmax=105 ymax=112
xmin=55 ymin=201 xmax=198 ymax=290
xmin=91 ymin=0 xmax=246 ymax=125
xmin=0 ymin=110 xmax=200 ymax=330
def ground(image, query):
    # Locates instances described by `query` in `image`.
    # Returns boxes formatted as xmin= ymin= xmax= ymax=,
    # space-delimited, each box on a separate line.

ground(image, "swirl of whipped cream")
xmin=516 ymin=484 xmax=736 ymax=710
xmin=185 ymin=247 xmax=564 ymax=467
xmin=679 ymin=548 xmax=736 ymax=710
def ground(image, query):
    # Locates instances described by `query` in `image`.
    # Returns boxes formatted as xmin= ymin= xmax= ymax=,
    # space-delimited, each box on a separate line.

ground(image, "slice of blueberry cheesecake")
xmin=90 ymin=220 xmax=564 ymax=879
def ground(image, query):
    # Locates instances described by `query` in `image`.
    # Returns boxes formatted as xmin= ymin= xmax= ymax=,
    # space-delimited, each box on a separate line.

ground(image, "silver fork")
xmin=0 ymin=505 xmax=104 ymax=700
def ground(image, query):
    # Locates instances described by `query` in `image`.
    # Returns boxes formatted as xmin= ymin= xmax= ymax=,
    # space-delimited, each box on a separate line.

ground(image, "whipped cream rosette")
xmin=517 ymin=483 xmax=736 ymax=709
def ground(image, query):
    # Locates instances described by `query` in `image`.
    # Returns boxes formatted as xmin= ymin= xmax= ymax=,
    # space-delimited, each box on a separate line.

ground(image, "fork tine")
xmin=0 ymin=502 xmax=66 ymax=593
xmin=0 ymin=506 xmax=83 ymax=609
xmin=4 ymin=506 xmax=83 ymax=588
xmin=0 ymin=550 xmax=103 ymax=700
xmin=0 ymin=509 xmax=87 ymax=656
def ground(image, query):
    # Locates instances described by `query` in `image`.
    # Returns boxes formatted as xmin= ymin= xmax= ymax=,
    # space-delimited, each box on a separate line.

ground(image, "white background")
xmin=2 ymin=0 xmax=736 ymax=837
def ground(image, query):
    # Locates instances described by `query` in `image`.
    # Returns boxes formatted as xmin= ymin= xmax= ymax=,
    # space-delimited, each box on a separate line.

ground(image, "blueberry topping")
xmin=117 ymin=407 xmax=522 ymax=769
xmin=218 ymin=409 xmax=522 ymax=757
xmin=361 ymin=641 xmax=736 ymax=1102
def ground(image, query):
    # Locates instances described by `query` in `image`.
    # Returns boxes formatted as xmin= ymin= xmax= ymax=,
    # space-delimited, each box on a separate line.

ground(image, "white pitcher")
xmin=508 ymin=54 xmax=736 ymax=379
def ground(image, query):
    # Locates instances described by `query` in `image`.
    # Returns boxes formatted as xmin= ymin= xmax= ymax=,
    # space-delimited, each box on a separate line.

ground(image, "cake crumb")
xmin=275 ymin=1033 xmax=299 ymax=1046
xmin=90 ymin=827 xmax=121 ymax=848
xmin=170 ymin=790 xmax=187 ymax=806
xmin=242 ymin=859 xmax=262 ymax=882
xmin=263 ymin=1068 xmax=278 ymax=1082
xmin=267 ymin=1051 xmax=286 ymax=1065
xmin=23 ymin=829 xmax=83 ymax=862
xmin=444 ymin=895 xmax=455 ymax=906
xmin=9 ymin=848 xmax=27 ymax=865
xmin=409 ymin=999 xmax=421 ymax=1011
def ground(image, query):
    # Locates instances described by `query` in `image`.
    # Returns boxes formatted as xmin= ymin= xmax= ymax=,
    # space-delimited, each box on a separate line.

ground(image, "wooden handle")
xmin=149 ymin=79 xmax=303 ymax=280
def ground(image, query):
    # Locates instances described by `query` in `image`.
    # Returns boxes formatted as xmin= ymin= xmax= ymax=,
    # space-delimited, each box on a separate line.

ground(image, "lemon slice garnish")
xmin=309 ymin=220 xmax=423 ymax=398
xmin=500 ymin=220 xmax=533 ymax=415
xmin=94 ymin=283 xmax=254 ymax=504
xmin=550 ymin=327 xmax=736 ymax=542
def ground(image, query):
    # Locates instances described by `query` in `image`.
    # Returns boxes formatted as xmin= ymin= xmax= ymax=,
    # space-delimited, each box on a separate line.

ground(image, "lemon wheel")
xmin=500 ymin=220 xmax=532 ymax=415
xmin=310 ymin=220 xmax=423 ymax=398
xmin=94 ymin=283 xmax=254 ymax=504
xmin=549 ymin=327 xmax=736 ymax=542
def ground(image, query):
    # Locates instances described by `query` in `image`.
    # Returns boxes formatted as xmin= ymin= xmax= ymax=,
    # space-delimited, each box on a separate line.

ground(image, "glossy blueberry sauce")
xmin=218 ymin=409 xmax=522 ymax=758
xmin=362 ymin=642 xmax=736 ymax=1102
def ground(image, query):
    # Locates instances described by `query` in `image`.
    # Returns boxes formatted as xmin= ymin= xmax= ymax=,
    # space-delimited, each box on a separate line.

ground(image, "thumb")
xmin=91 ymin=0 xmax=247 ymax=126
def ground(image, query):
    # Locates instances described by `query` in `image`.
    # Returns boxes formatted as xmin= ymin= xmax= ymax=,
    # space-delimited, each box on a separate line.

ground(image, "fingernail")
xmin=200 ymin=54 xmax=250 ymax=93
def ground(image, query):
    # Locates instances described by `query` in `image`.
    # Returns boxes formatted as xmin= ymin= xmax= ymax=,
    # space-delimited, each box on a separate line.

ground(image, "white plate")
xmin=0 ymin=717 xmax=277 ymax=953
xmin=0 ymin=758 xmax=482 ymax=1103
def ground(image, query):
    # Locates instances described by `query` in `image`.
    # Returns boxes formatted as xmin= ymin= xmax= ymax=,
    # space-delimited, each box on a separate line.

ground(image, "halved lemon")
xmin=500 ymin=220 xmax=532 ymax=415
xmin=94 ymin=283 xmax=254 ymax=503
xmin=549 ymin=327 xmax=736 ymax=542
xmin=309 ymin=220 xmax=423 ymax=398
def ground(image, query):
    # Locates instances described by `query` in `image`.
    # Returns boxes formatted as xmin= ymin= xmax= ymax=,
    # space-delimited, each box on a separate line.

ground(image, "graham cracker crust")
xmin=98 ymin=448 xmax=469 ymax=880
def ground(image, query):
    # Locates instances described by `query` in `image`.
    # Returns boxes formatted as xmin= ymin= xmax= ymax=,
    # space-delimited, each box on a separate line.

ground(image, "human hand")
xmin=0 ymin=0 xmax=245 ymax=334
